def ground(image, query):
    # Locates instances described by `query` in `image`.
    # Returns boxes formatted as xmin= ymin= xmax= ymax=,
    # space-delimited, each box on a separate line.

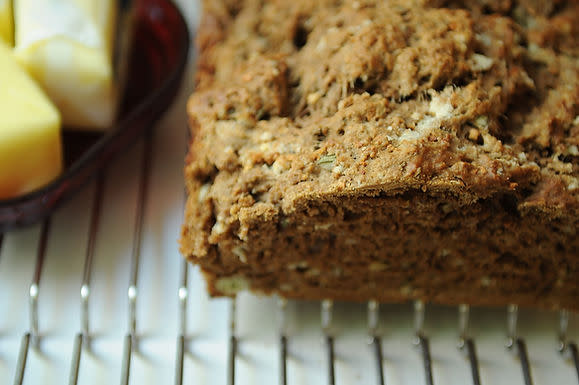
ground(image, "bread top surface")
xmin=185 ymin=0 xmax=578 ymax=237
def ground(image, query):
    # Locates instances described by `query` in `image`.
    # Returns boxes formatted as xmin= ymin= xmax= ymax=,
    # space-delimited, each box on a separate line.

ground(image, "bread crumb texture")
xmin=182 ymin=0 xmax=579 ymax=309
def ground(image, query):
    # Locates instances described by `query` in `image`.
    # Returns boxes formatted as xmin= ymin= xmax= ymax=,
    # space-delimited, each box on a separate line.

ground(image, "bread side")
xmin=181 ymin=0 xmax=579 ymax=309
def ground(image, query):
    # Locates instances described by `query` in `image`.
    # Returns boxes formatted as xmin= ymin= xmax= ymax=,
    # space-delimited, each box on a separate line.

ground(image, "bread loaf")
xmin=181 ymin=0 xmax=579 ymax=310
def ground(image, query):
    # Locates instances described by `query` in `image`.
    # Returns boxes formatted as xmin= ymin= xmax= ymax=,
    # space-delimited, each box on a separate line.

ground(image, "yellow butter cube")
xmin=0 ymin=42 xmax=62 ymax=199
xmin=0 ymin=0 xmax=13 ymax=45
xmin=14 ymin=0 xmax=117 ymax=130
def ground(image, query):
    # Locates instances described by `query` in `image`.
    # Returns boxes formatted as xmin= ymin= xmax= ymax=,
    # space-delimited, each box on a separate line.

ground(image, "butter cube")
xmin=14 ymin=0 xmax=117 ymax=130
xmin=0 ymin=42 xmax=62 ymax=199
xmin=0 ymin=0 xmax=13 ymax=44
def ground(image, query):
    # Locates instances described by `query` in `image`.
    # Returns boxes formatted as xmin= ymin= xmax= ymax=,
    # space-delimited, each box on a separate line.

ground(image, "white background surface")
xmin=0 ymin=1 xmax=578 ymax=384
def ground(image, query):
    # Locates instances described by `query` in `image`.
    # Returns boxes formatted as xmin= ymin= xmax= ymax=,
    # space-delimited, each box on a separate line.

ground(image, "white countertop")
xmin=0 ymin=1 xmax=577 ymax=384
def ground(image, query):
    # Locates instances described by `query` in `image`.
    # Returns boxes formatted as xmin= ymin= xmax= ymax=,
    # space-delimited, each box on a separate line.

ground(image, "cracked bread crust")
xmin=181 ymin=0 xmax=579 ymax=310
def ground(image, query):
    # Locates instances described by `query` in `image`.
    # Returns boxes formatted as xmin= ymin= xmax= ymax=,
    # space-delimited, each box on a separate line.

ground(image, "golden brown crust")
xmin=181 ymin=0 xmax=579 ymax=310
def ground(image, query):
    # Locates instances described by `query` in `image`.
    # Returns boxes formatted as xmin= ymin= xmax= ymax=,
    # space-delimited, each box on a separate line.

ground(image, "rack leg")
xmin=515 ymin=339 xmax=534 ymax=385
xmin=322 ymin=300 xmax=335 ymax=385
xmin=227 ymin=298 xmax=237 ymax=385
xmin=325 ymin=335 xmax=336 ymax=385
xmin=280 ymin=335 xmax=288 ymax=385
xmin=68 ymin=333 xmax=83 ymax=385
xmin=570 ymin=343 xmax=579 ymax=382
xmin=371 ymin=336 xmax=385 ymax=385
xmin=13 ymin=333 xmax=31 ymax=385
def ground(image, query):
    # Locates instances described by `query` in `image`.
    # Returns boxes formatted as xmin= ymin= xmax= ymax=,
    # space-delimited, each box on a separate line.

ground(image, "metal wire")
xmin=228 ymin=297 xmax=238 ymax=385
xmin=506 ymin=305 xmax=534 ymax=385
xmin=457 ymin=305 xmax=482 ymax=385
xmin=120 ymin=132 xmax=154 ymax=385
xmin=68 ymin=333 xmax=83 ymax=385
xmin=30 ymin=218 xmax=51 ymax=347
xmin=322 ymin=300 xmax=335 ymax=385
xmin=279 ymin=298 xmax=288 ymax=385
xmin=516 ymin=339 xmax=534 ymax=385
xmin=414 ymin=300 xmax=425 ymax=337
xmin=458 ymin=304 xmax=469 ymax=342
xmin=569 ymin=344 xmax=579 ymax=382
xmin=279 ymin=335 xmax=288 ymax=385
xmin=418 ymin=335 xmax=434 ymax=385
xmin=69 ymin=173 xmax=106 ymax=385
xmin=175 ymin=334 xmax=186 ymax=385
xmin=175 ymin=260 xmax=189 ymax=385
xmin=120 ymin=333 xmax=134 ymax=385
xmin=13 ymin=332 xmax=30 ymax=385
xmin=368 ymin=301 xmax=385 ymax=385
xmin=557 ymin=310 xmax=579 ymax=382
xmin=464 ymin=339 xmax=481 ymax=385
xmin=174 ymin=137 xmax=192 ymax=385
xmin=506 ymin=304 xmax=518 ymax=350
xmin=559 ymin=309 xmax=570 ymax=352
xmin=82 ymin=173 xmax=105 ymax=336
xmin=413 ymin=300 xmax=434 ymax=385
xmin=13 ymin=218 xmax=51 ymax=384
xmin=371 ymin=336 xmax=385 ymax=385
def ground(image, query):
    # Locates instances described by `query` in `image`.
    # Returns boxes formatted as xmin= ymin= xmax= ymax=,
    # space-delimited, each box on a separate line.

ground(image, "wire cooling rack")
xmin=1 ymin=2 xmax=579 ymax=385
xmin=1 ymin=94 xmax=578 ymax=385
xmin=0 ymin=120 xmax=578 ymax=385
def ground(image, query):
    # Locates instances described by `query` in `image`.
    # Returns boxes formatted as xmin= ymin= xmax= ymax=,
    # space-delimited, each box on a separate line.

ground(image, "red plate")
xmin=0 ymin=0 xmax=190 ymax=231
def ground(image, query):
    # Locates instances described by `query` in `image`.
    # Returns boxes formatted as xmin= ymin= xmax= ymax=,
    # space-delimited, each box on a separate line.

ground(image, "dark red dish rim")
xmin=0 ymin=0 xmax=190 ymax=231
